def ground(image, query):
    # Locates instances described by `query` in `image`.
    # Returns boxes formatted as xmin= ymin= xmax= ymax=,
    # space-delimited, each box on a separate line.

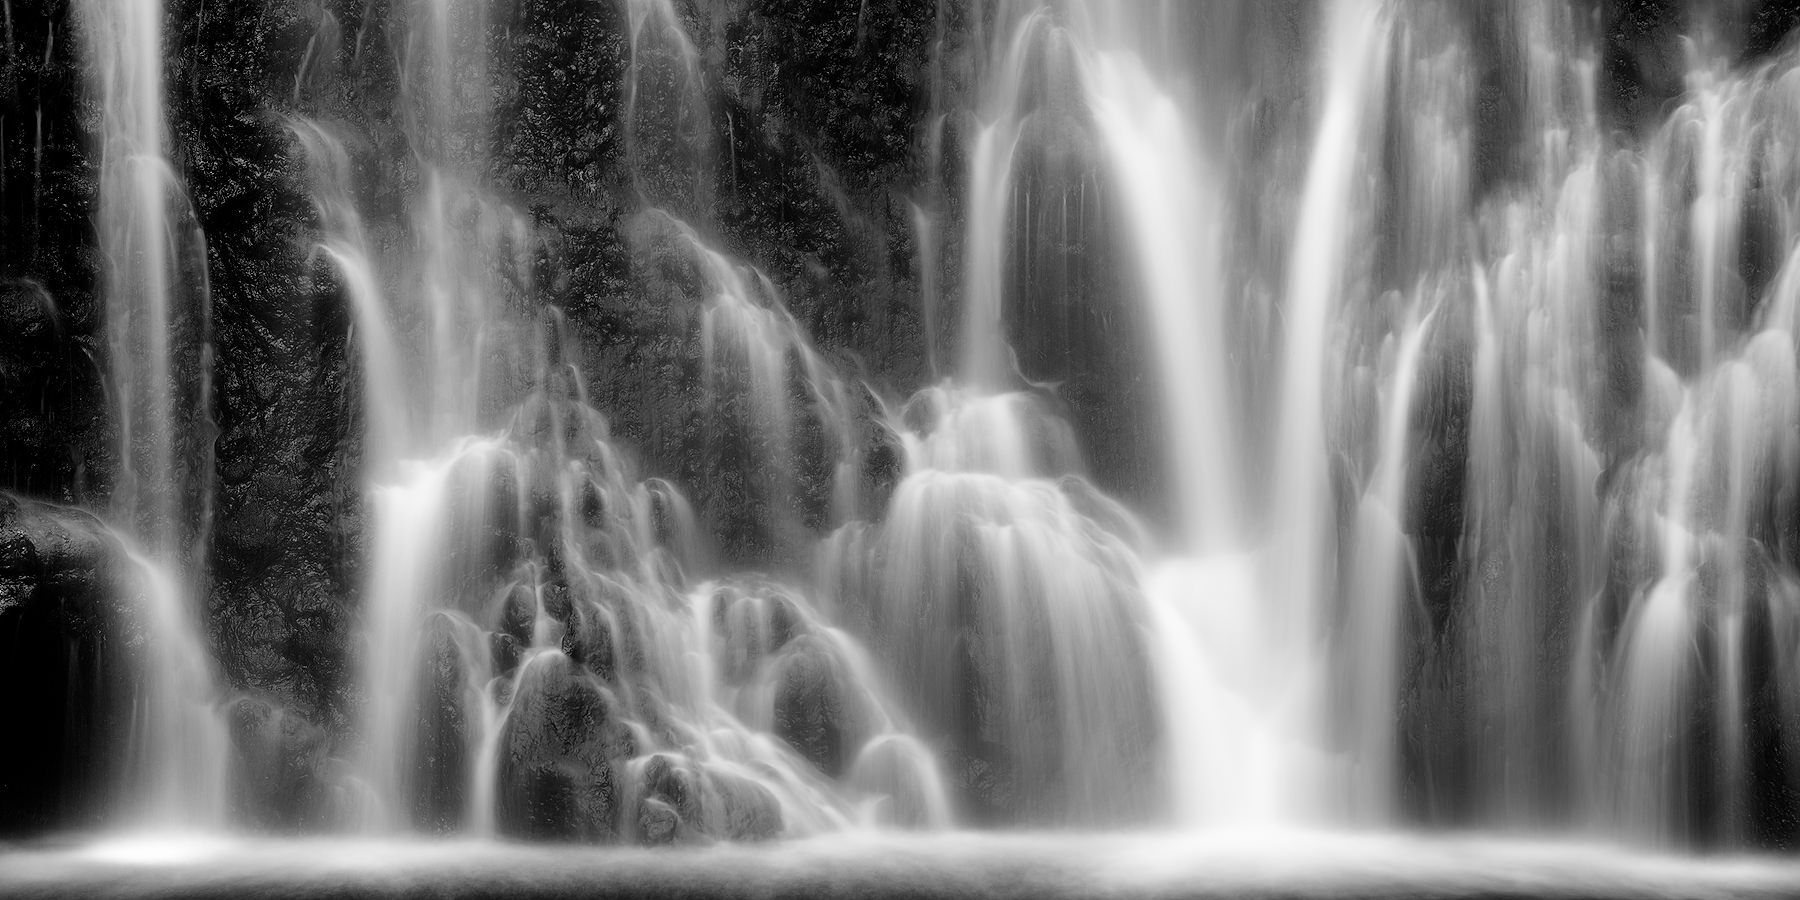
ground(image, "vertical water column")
xmin=290 ymin=120 xmax=409 ymax=473
xmin=1337 ymin=6 xmax=1472 ymax=826
xmin=1073 ymin=1 xmax=1241 ymax=551
xmin=1271 ymin=0 xmax=1390 ymax=822
xmin=406 ymin=0 xmax=503 ymax=442
xmin=846 ymin=0 xmax=1168 ymax=826
xmin=357 ymin=0 xmax=530 ymax=832
xmin=621 ymin=0 xmax=712 ymax=216
xmin=959 ymin=4 xmax=1044 ymax=390
xmin=1579 ymin=28 xmax=1800 ymax=845
xmin=1341 ymin=296 xmax=1436 ymax=821
xmin=77 ymin=0 xmax=228 ymax=828
xmin=1459 ymin=1 xmax=1606 ymax=831
xmin=1062 ymin=0 xmax=1285 ymax=828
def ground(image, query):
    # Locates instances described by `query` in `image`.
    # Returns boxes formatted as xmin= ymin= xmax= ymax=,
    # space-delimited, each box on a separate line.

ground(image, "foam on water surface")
xmin=8 ymin=831 xmax=1800 ymax=899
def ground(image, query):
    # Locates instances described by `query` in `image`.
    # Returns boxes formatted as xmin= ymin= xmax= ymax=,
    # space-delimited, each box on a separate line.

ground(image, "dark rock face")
xmin=227 ymin=696 xmax=334 ymax=831
xmin=633 ymin=754 xmax=782 ymax=845
xmin=773 ymin=635 xmax=858 ymax=777
xmin=0 ymin=497 xmax=133 ymax=835
xmin=176 ymin=0 xmax=356 ymax=743
xmin=496 ymin=653 xmax=633 ymax=841
xmin=0 ymin=0 xmax=105 ymax=504
xmin=411 ymin=615 xmax=472 ymax=833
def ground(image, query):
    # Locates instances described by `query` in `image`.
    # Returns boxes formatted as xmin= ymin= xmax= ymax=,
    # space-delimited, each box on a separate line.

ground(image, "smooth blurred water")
xmin=8 ymin=830 xmax=1800 ymax=899
xmin=63 ymin=0 xmax=1800 ymax=863
xmin=77 ymin=0 xmax=228 ymax=830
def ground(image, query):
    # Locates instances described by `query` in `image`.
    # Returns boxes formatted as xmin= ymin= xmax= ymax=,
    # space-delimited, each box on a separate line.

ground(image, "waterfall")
xmin=34 ymin=0 xmax=1800 ymax=857
xmin=278 ymin=0 xmax=952 ymax=838
xmin=76 ymin=0 xmax=229 ymax=829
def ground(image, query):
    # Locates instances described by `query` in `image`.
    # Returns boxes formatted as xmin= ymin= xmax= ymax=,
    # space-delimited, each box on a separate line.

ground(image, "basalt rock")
xmin=772 ymin=636 xmax=863 ymax=778
xmin=703 ymin=767 xmax=783 ymax=842
xmin=411 ymin=615 xmax=473 ymax=833
xmin=634 ymin=755 xmax=784 ymax=844
xmin=495 ymin=653 xmax=633 ymax=841
xmin=227 ymin=696 xmax=334 ymax=831
xmin=0 ymin=497 xmax=133 ymax=835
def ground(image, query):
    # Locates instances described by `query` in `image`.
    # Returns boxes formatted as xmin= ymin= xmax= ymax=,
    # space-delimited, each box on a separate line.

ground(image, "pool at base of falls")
xmin=3 ymin=829 xmax=1799 ymax=900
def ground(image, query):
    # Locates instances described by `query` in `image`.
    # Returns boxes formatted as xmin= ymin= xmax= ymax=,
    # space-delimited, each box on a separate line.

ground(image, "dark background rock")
xmin=228 ymin=695 xmax=335 ymax=831
xmin=0 ymin=0 xmax=105 ymax=503
xmin=0 ymin=497 xmax=137 ymax=835
xmin=496 ymin=654 xmax=632 ymax=841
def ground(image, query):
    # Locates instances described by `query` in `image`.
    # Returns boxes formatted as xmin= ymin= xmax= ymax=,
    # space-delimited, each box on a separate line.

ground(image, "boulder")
xmin=702 ymin=766 xmax=782 ymax=841
xmin=772 ymin=635 xmax=866 ymax=777
xmin=640 ymin=753 xmax=703 ymax=827
xmin=0 ymin=496 xmax=113 ymax=614
xmin=495 ymin=652 xmax=633 ymax=841
xmin=491 ymin=632 xmax=525 ymax=676
xmin=561 ymin=603 xmax=616 ymax=682
xmin=496 ymin=582 xmax=536 ymax=644
xmin=632 ymin=755 xmax=783 ymax=844
xmin=507 ymin=759 xmax=614 ymax=841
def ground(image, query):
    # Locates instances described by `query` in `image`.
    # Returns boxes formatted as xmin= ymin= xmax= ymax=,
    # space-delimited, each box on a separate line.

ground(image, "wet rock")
xmin=540 ymin=577 xmax=574 ymax=627
xmin=227 ymin=696 xmax=332 ymax=831
xmin=641 ymin=753 xmax=703 ymax=827
xmin=634 ymin=755 xmax=783 ymax=843
xmin=578 ymin=478 xmax=607 ymax=528
xmin=496 ymin=653 xmax=633 ymax=841
xmin=491 ymin=632 xmax=525 ymax=676
xmin=703 ymin=767 xmax=782 ymax=841
xmin=946 ymin=743 xmax=1021 ymax=828
xmin=765 ymin=594 xmax=802 ymax=651
xmin=497 ymin=583 xmax=536 ymax=643
xmin=713 ymin=583 xmax=811 ymax=686
xmin=0 ymin=497 xmax=132 ymax=835
xmin=411 ymin=615 xmax=471 ymax=833
xmin=504 ymin=762 xmax=569 ymax=840
xmin=0 ymin=280 xmax=59 ymax=351
xmin=637 ymin=796 xmax=680 ymax=845
xmin=561 ymin=604 xmax=616 ymax=682
xmin=0 ymin=497 xmax=112 ymax=611
xmin=773 ymin=636 xmax=860 ymax=777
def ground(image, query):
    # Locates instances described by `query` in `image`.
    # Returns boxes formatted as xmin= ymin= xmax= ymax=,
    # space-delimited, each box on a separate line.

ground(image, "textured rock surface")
xmin=228 ymin=696 xmax=336 ymax=831
xmin=0 ymin=497 xmax=133 ymax=835
xmin=497 ymin=654 xmax=634 ymax=841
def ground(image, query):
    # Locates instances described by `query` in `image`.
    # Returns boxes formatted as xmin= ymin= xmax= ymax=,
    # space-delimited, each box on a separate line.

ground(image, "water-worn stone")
xmin=636 ymin=796 xmax=680 ymax=845
xmin=702 ymin=767 xmax=783 ymax=841
xmin=561 ymin=603 xmax=616 ymax=682
xmin=772 ymin=636 xmax=859 ymax=777
xmin=634 ymin=755 xmax=784 ymax=843
xmin=496 ymin=653 xmax=633 ymax=841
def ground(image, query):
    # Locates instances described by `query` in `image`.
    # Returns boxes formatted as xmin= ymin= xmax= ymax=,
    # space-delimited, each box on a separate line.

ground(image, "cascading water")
xmin=26 ymin=0 xmax=1800 ymax=881
xmin=76 ymin=0 xmax=229 ymax=829
xmin=281 ymin=0 xmax=951 ymax=839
